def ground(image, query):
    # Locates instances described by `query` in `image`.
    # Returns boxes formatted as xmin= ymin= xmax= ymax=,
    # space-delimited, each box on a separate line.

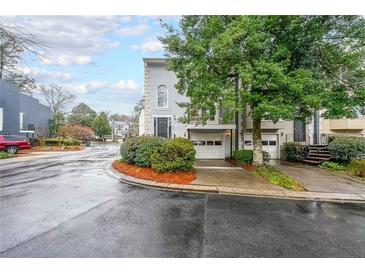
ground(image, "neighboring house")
xmin=111 ymin=120 xmax=130 ymax=141
xmin=0 ymin=80 xmax=53 ymax=138
xmin=139 ymin=58 xmax=363 ymax=159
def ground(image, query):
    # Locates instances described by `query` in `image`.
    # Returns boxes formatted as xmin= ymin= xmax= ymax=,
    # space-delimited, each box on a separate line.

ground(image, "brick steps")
xmin=303 ymin=145 xmax=331 ymax=165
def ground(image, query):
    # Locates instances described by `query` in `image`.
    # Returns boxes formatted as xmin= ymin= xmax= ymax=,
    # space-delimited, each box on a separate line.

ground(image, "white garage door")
xmin=243 ymin=134 xmax=279 ymax=159
xmin=191 ymin=133 xmax=224 ymax=159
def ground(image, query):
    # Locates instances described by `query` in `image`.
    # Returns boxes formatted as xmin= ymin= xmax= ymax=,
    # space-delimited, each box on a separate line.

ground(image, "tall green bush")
xmin=151 ymin=138 xmax=196 ymax=172
xmin=283 ymin=142 xmax=306 ymax=162
xmin=328 ymin=136 xmax=365 ymax=163
xmin=120 ymin=136 xmax=154 ymax=164
xmin=134 ymin=137 xmax=165 ymax=167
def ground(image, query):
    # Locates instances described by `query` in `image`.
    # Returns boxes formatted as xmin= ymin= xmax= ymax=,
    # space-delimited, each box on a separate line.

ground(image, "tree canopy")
xmin=92 ymin=111 xmax=111 ymax=138
xmin=160 ymin=16 xmax=365 ymax=164
xmin=68 ymin=103 xmax=97 ymax=128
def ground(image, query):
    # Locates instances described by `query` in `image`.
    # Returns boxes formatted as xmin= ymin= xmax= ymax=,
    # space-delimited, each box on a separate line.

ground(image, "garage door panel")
xmin=243 ymin=134 xmax=278 ymax=159
xmin=192 ymin=133 xmax=224 ymax=159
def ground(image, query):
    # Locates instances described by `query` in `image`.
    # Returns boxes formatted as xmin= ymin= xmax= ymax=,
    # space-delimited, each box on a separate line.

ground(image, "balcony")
xmin=245 ymin=119 xmax=286 ymax=129
xmin=329 ymin=118 xmax=365 ymax=130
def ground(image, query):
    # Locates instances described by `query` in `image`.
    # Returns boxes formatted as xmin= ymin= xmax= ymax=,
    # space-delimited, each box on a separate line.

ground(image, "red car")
xmin=0 ymin=135 xmax=32 ymax=154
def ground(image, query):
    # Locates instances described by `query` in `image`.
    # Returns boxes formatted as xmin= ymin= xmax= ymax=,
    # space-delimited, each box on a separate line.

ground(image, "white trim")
xmin=156 ymin=84 xmax=168 ymax=109
xmin=20 ymin=130 xmax=35 ymax=133
xmin=152 ymin=114 xmax=173 ymax=117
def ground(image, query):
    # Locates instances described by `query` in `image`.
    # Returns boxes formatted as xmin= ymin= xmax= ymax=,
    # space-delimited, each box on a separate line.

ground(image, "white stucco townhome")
xmin=139 ymin=58 xmax=365 ymax=160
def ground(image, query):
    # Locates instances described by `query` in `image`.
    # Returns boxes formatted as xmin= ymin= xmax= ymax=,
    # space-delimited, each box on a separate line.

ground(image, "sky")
xmin=0 ymin=16 xmax=179 ymax=115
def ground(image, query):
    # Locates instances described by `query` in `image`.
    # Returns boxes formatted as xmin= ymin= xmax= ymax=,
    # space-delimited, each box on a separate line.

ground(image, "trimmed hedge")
xmin=120 ymin=136 xmax=196 ymax=172
xmin=134 ymin=137 xmax=165 ymax=167
xmin=43 ymin=138 xmax=81 ymax=146
xmin=120 ymin=136 xmax=164 ymax=164
xmin=328 ymin=136 xmax=365 ymax=163
xmin=283 ymin=142 xmax=306 ymax=162
xmin=151 ymin=138 xmax=196 ymax=172
xmin=349 ymin=159 xmax=365 ymax=177
xmin=233 ymin=149 xmax=271 ymax=164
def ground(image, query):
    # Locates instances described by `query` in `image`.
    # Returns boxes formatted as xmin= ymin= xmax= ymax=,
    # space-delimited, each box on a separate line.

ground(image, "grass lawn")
xmin=0 ymin=151 xmax=14 ymax=159
xmin=254 ymin=166 xmax=305 ymax=191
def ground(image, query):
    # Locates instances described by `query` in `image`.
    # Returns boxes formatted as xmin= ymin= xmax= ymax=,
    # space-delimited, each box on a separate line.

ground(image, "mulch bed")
xmin=112 ymin=160 xmax=196 ymax=185
xmin=15 ymin=146 xmax=85 ymax=157
xmin=226 ymin=158 xmax=255 ymax=171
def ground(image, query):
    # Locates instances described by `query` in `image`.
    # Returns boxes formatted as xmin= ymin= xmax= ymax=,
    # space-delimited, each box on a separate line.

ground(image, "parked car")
xmin=0 ymin=135 xmax=32 ymax=154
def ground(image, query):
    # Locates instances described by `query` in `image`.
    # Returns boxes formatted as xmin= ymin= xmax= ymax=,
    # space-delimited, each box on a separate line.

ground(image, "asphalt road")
xmin=1 ymin=143 xmax=364 ymax=257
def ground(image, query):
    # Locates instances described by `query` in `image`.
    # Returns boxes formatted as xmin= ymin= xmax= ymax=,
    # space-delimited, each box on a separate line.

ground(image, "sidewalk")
xmin=108 ymin=163 xmax=365 ymax=203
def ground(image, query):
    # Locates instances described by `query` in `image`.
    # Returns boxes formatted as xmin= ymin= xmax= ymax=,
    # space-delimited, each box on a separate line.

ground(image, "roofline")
xmin=143 ymin=58 xmax=167 ymax=64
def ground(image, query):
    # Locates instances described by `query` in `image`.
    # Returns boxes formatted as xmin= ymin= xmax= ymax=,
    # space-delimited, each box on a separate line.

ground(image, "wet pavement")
xmin=1 ymin=144 xmax=365 ymax=257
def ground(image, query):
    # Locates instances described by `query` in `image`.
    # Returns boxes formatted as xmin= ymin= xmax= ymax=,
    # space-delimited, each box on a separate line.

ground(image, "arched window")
xmin=157 ymin=85 xmax=168 ymax=108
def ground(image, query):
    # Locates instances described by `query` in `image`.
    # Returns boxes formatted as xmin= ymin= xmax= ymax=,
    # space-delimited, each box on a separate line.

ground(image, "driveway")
xmin=1 ymin=148 xmax=365 ymax=257
xmin=272 ymin=160 xmax=365 ymax=194
xmin=193 ymin=160 xmax=283 ymax=190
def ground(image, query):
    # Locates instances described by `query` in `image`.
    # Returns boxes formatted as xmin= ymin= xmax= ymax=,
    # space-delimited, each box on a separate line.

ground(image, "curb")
xmin=108 ymin=164 xmax=365 ymax=204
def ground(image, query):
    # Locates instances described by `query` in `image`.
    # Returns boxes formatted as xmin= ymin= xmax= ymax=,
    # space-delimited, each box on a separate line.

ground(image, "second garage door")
xmin=243 ymin=134 xmax=279 ymax=159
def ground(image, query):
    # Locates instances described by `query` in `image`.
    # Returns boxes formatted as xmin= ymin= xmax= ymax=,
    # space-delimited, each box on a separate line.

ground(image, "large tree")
xmin=0 ymin=23 xmax=44 ymax=94
xmin=39 ymin=84 xmax=76 ymax=113
xmin=68 ymin=103 xmax=97 ymax=128
xmin=160 ymin=16 xmax=365 ymax=165
xmin=92 ymin=111 xmax=111 ymax=139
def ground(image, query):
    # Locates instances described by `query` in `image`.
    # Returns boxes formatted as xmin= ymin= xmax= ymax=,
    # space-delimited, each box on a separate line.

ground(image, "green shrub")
xmin=320 ymin=161 xmax=347 ymax=171
xmin=151 ymin=138 xmax=196 ymax=172
xmin=0 ymin=151 xmax=13 ymax=159
xmin=328 ymin=136 xmax=365 ymax=163
xmin=233 ymin=149 xmax=271 ymax=164
xmin=134 ymin=137 xmax=165 ymax=167
xmin=120 ymin=136 xmax=161 ymax=164
xmin=283 ymin=142 xmax=306 ymax=162
xmin=43 ymin=138 xmax=60 ymax=146
xmin=234 ymin=150 xmax=253 ymax=164
xmin=349 ymin=159 xmax=365 ymax=177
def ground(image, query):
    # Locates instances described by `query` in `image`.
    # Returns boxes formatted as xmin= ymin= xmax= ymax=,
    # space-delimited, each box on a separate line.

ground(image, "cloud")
xmin=132 ymin=39 xmax=163 ymax=53
xmin=69 ymin=79 xmax=140 ymax=94
xmin=115 ymin=24 xmax=149 ymax=36
xmin=39 ymin=54 xmax=93 ymax=66
xmin=1 ymin=16 xmax=129 ymax=66
xmin=17 ymin=66 xmax=72 ymax=81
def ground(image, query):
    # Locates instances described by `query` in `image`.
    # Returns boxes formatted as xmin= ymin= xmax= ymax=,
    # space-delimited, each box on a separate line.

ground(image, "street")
xmin=0 ymin=144 xmax=365 ymax=257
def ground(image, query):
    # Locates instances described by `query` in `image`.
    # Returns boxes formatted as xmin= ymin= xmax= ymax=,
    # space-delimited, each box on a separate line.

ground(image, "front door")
xmin=154 ymin=117 xmax=171 ymax=138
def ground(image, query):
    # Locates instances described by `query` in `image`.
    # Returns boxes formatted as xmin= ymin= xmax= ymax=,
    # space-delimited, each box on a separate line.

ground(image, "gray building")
xmin=139 ymin=58 xmax=321 ymax=159
xmin=0 ymin=80 xmax=53 ymax=138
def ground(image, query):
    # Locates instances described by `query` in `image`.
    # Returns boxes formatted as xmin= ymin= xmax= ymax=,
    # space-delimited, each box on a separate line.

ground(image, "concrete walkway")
xmin=272 ymin=160 xmax=365 ymax=195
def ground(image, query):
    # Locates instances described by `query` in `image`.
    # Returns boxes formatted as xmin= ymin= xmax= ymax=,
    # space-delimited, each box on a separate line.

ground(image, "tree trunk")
xmin=252 ymin=118 xmax=263 ymax=165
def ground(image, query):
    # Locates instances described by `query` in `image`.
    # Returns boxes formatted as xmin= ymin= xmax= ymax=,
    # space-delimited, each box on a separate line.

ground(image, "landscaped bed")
xmin=113 ymin=136 xmax=197 ymax=185
xmin=112 ymin=160 xmax=196 ymax=185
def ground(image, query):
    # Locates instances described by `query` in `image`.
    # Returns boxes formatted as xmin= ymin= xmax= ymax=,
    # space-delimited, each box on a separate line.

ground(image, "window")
xmin=19 ymin=112 xmax=25 ymax=130
xmin=0 ymin=107 xmax=3 ymax=131
xmin=207 ymin=141 xmax=214 ymax=146
xmin=269 ymin=140 xmax=276 ymax=146
xmin=4 ymin=135 xmax=27 ymax=141
xmin=157 ymin=85 xmax=168 ymax=108
xmin=244 ymin=140 xmax=252 ymax=146
xmin=262 ymin=141 xmax=268 ymax=145
xmin=153 ymin=117 xmax=171 ymax=138
xmin=214 ymin=141 xmax=222 ymax=146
